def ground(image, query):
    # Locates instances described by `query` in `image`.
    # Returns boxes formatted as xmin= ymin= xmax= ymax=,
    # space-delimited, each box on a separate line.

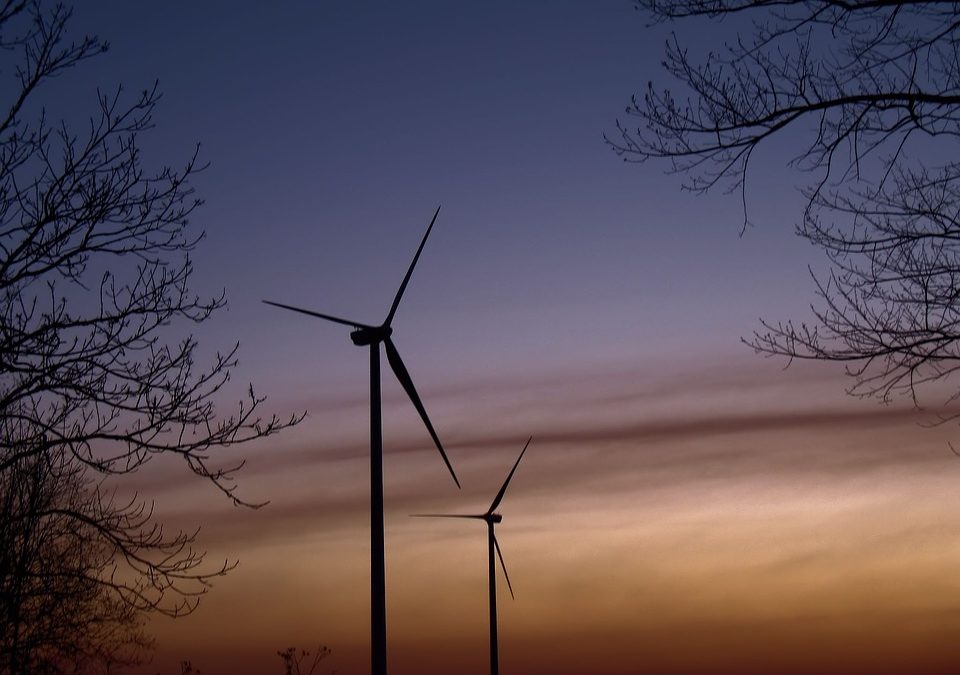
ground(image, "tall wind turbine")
xmin=414 ymin=437 xmax=532 ymax=675
xmin=263 ymin=206 xmax=459 ymax=675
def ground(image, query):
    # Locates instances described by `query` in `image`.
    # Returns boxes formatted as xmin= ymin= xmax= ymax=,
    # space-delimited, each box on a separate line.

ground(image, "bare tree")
xmin=0 ymin=450 xmax=151 ymax=673
xmin=0 ymin=1 xmax=300 ymax=670
xmin=608 ymin=0 xmax=960 ymax=414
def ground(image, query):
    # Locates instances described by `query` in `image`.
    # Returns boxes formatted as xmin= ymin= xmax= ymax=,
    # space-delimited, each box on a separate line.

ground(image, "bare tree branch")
xmin=614 ymin=0 xmax=960 ymax=419
xmin=0 ymin=3 xmax=303 ymax=671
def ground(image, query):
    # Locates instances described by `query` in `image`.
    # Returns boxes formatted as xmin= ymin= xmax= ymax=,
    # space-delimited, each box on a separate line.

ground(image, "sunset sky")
xmin=42 ymin=2 xmax=960 ymax=674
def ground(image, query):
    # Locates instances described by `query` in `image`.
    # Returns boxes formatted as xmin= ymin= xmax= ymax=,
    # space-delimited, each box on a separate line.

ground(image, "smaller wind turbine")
xmin=413 ymin=437 xmax=532 ymax=675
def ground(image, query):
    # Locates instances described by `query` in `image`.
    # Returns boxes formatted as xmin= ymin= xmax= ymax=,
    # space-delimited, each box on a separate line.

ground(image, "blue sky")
xmin=25 ymin=3 xmax=959 ymax=674
xmin=58 ymin=0 xmax=816 ymax=400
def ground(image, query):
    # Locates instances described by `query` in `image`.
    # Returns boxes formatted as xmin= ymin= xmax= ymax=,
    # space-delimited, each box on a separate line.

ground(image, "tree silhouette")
xmin=0 ymin=450 xmax=151 ymax=673
xmin=0 ymin=1 xmax=300 ymax=670
xmin=609 ymin=0 xmax=960 ymax=414
xmin=276 ymin=645 xmax=332 ymax=675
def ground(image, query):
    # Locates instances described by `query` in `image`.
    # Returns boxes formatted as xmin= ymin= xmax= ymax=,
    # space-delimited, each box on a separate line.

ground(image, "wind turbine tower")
xmin=264 ymin=206 xmax=459 ymax=675
xmin=414 ymin=437 xmax=532 ymax=675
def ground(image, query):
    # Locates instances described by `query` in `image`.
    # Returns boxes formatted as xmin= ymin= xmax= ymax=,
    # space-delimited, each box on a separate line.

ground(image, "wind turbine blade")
xmin=262 ymin=300 xmax=371 ymax=329
xmin=384 ymin=337 xmax=460 ymax=488
xmin=410 ymin=514 xmax=485 ymax=519
xmin=493 ymin=533 xmax=515 ymax=600
xmin=488 ymin=436 xmax=532 ymax=514
xmin=384 ymin=205 xmax=441 ymax=327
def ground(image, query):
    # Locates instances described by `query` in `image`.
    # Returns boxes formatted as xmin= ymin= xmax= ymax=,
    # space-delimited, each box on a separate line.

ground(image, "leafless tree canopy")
xmin=609 ymin=0 xmax=960 ymax=412
xmin=1 ymin=451 xmax=151 ymax=673
xmin=0 ymin=1 xmax=300 ymax=670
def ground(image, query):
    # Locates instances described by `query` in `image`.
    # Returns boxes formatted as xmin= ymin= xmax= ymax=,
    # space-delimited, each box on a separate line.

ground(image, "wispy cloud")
xmin=140 ymin=358 xmax=960 ymax=549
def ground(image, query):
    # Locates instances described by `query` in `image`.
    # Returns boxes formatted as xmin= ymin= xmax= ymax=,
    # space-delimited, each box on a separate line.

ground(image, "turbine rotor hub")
xmin=350 ymin=325 xmax=392 ymax=346
xmin=487 ymin=513 xmax=503 ymax=524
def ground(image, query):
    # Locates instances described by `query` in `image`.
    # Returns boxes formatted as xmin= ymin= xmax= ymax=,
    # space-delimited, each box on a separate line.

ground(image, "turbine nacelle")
xmin=411 ymin=436 xmax=532 ymax=610
xmin=350 ymin=325 xmax=393 ymax=346
xmin=262 ymin=205 xmax=460 ymax=489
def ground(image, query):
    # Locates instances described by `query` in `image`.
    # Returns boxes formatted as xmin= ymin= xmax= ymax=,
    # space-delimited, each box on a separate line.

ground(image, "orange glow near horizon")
xmin=130 ymin=360 xmax=960 ymax=675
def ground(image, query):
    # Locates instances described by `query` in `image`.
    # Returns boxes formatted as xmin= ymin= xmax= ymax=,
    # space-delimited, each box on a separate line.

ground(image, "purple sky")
xmin=29 ymin=2 xmax=960 ymax=674
xmin=61 ymin=1 xmax=815 ymax=394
